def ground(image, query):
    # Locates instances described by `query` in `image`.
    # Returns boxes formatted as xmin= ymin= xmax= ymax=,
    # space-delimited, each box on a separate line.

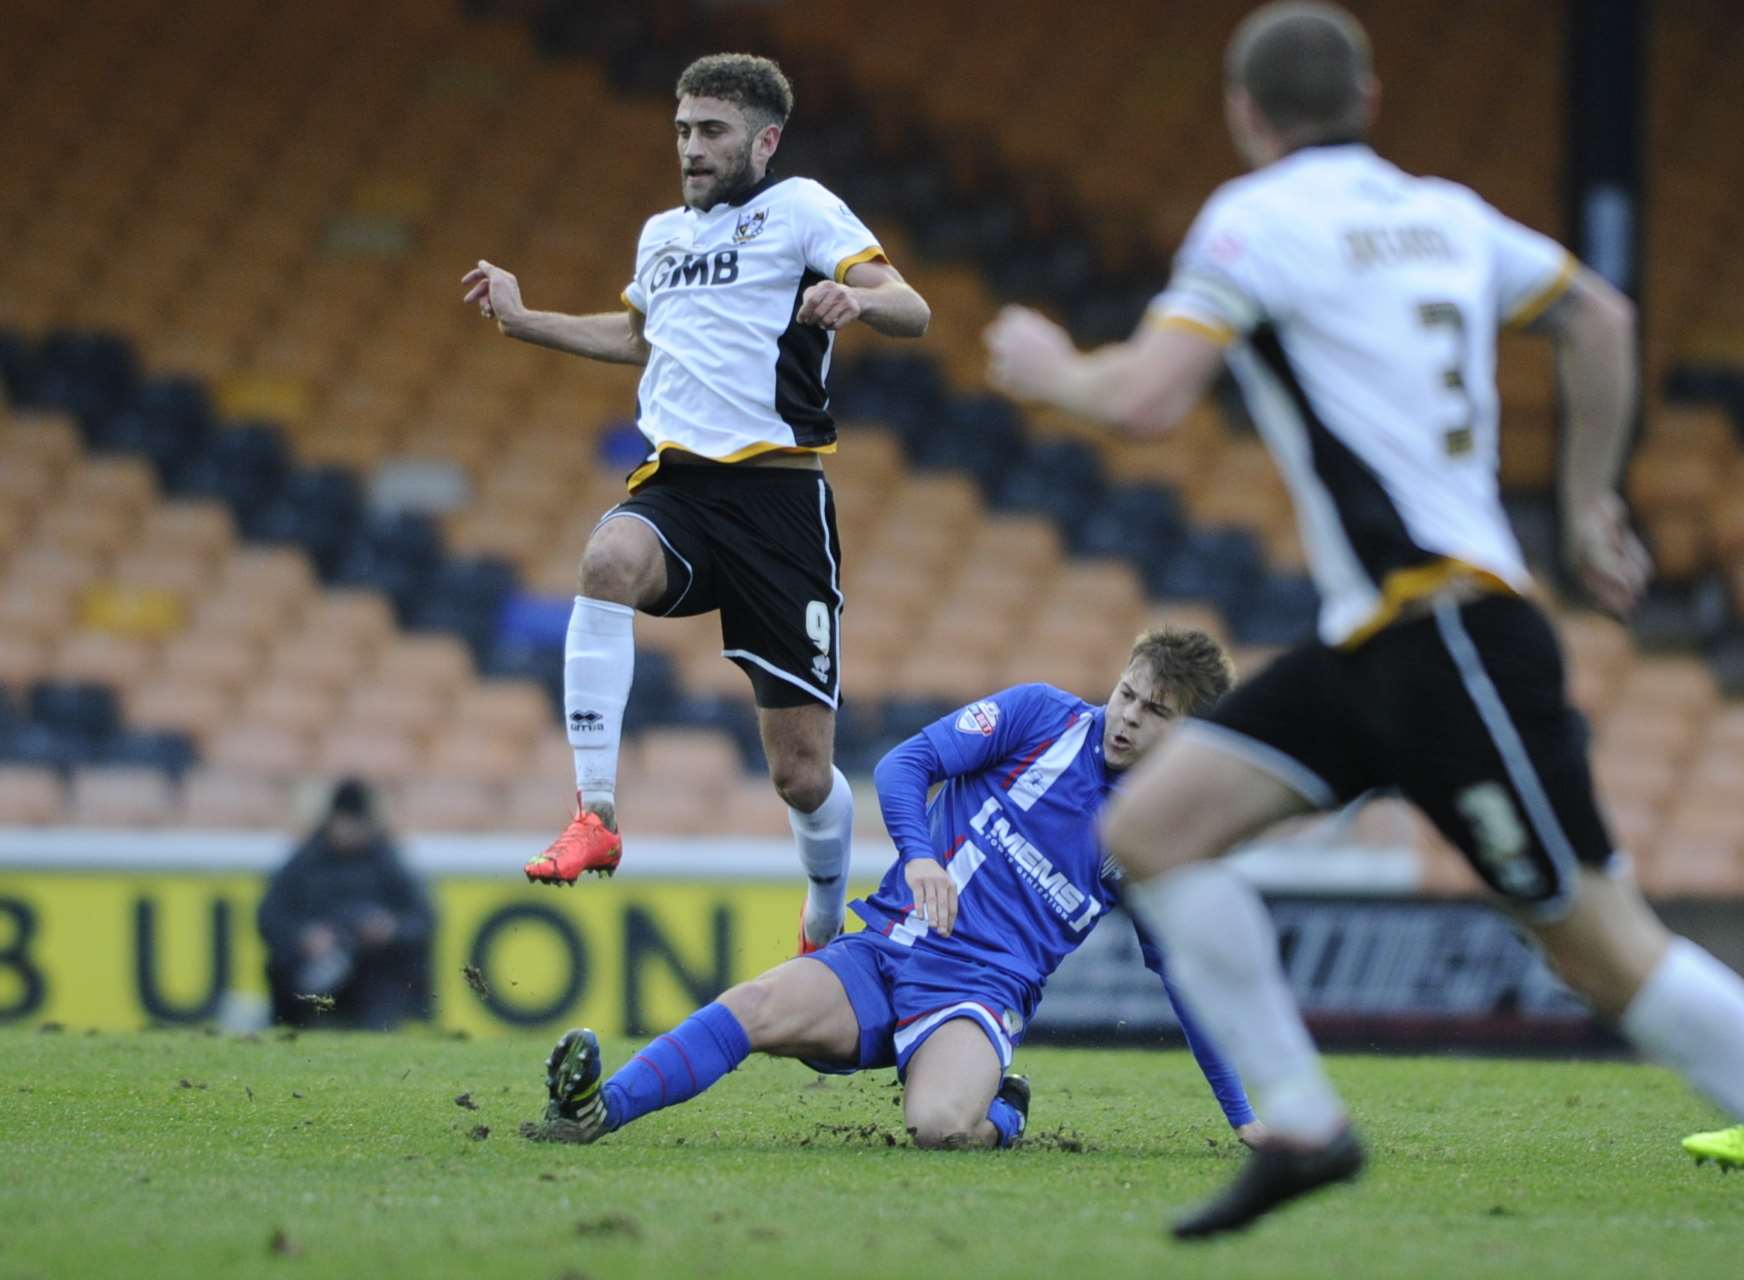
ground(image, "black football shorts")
xmin=1190 ymin=594 xmax=1616 ymax=920
xmin=597 ymin=462 xmax=843 ymax=710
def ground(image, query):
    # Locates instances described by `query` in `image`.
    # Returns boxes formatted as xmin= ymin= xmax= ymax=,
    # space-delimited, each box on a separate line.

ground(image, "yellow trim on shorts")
xmin=1146 ymin=311 xmax=1238 ymax=347
xmin=1504 ymin=252 xmax=1577 ymax=329
xmin=620 ymin=289 xmax=643 ymax=316
xmin=833 ymin=246 xmax=888 ymax=283
xmin=625 ymin=439 xmax=839 ymax=493
xmin=1339 ymin=558 xmax=1518 ymax=649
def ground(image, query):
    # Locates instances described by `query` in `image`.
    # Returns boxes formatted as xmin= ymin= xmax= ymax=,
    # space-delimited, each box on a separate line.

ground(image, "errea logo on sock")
xmin=570 ymin=710 xmax=605 ymax=732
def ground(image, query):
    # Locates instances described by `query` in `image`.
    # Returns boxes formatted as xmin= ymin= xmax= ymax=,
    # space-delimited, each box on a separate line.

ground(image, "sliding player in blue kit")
xmin=539 ymin=629 xmax=1263 ymax=1149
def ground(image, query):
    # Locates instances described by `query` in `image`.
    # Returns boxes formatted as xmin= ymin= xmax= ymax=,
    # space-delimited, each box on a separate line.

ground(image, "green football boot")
xmin=542 ymin=1027 xmax=609 ymax=1141
xmin=1683 ymin=1124 xmax=1744 ymax=1171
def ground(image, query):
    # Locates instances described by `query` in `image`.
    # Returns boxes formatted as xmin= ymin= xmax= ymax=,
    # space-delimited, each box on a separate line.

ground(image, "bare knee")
xmin=905 ymin=1098 xmax=985 ymax=1150
xmin=770 ymin=754 xmax=832 ymax=814
xmin=579 ymin=521 xmax=662 ymax=606
xmin=1527 ymin=871 xmax=1672 ymax=1020
xmin=716 ymin=976 xmax=785 ymax=1050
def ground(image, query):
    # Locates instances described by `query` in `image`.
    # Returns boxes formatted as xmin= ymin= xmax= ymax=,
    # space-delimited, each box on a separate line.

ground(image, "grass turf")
xmin=0 ymin=1027 xmax=1733 ymax=1279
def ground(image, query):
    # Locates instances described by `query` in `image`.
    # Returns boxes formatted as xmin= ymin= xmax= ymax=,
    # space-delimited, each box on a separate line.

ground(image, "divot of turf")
xmin=1020 ymin=1126 xmax=1089 ymax=1153
xmin=521 ymin=1118 xmax=592 ymax=1144
xmin=811 ymin=1122 xmax=903 ymax=1147
xmin=574 ymin=1213 xmax=639 ymax=1240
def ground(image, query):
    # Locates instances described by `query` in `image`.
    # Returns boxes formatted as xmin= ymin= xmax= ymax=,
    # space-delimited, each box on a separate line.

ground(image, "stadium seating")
xmin=1 ymin=0 xmax=1741 ymax=892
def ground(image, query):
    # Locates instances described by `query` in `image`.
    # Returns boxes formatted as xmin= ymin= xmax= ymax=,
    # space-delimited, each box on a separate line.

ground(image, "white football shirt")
xmin=620 ymin=174 xmax=885 ymax=490
xmin=1151 ymin=144 xmax=1575 ymax=646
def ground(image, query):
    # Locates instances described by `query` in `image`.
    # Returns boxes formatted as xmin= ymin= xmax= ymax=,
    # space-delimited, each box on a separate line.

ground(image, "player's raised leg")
xmin=901 ymin=1020 xmax=1021 ymax=1149
xmin=759 ymin=702 xmax=854 ymax=953
xmin=544 ymin=957 xmax=860 ymax=1142
xmin=525 ymin=517 xmax=665 ymax=884
xmin=1525 ymin=869 xmax=1744 ymax=1151
xmin=1107 ymin=733 xmax=1365 ymax=1236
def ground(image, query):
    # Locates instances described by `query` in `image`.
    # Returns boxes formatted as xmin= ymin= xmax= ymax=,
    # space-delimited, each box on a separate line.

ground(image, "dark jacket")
xmin=257 ymin=832 xmax=434 ymax=961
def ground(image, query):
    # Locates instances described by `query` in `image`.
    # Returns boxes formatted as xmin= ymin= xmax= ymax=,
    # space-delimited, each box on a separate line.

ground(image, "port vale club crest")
xmin=733 ymin=207 xmax=769 ymax=244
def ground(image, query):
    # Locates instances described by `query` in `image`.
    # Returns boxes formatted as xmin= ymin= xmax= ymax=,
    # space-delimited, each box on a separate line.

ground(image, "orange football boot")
xmin=524 ymin=793 xmax=622 ymax=884
xmin=795 ymin=910 xmax=842 ymax=957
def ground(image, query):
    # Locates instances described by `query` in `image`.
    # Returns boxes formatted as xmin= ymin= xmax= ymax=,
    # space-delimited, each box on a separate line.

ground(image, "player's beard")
xmin=684 ymin=139 xmax=756 ymax=211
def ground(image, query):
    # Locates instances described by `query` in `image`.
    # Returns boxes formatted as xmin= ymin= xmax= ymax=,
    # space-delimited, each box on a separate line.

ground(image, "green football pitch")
xmin=0 ymin=1027 xmax=1734 ymax=1279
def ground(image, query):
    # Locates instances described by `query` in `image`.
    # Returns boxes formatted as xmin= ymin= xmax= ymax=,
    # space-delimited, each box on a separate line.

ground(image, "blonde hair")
xmin=1127 ymin=628 xmax=1235 ymax=716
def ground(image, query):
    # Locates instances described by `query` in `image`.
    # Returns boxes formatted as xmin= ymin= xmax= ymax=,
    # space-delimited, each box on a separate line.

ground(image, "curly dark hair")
xmin=1128 ymin=628 xmax=1235 ymax=718
xmin=676 ymin=53 xmax=794 ymax=130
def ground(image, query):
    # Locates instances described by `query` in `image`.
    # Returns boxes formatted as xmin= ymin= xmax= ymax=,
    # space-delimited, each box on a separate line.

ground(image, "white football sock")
xmin=1620 ymin=937 xmax=1744 ymax=1119
xmin=790 ymin=766 xmax=853 ymax=946
xmin=563 ymin=596 xmax=634 ymax=812
xmin=1128 ymin=863 xmax=1346 ymax=1143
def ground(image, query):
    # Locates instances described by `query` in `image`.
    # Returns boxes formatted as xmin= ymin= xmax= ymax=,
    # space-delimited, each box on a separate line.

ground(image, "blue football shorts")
xmin=798 ymin=928 xmax=1035 ymax=1079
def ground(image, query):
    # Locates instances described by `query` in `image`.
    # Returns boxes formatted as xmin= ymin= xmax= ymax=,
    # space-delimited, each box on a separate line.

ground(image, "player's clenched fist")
xmin=984 ymin=305 xmax=1076 ymax=401
xmin=903 ymin=857 xmax=958 ymax=938
xmin=461 ymin=260 xmax=525 ymax=330
xmin=1566 ymin=492 xmax=1652 ymax=617
xmin=796 ymin=280 xmax=862 ymax=330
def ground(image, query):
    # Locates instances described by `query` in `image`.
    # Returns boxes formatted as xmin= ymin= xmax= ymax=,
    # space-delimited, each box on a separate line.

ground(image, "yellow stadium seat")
xmin=79 ymin=585 xmax=186 ymax=636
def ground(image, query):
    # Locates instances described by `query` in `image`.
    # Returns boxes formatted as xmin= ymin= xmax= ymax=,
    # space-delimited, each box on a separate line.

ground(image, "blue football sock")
xmin=987 ymin=1096 xmax=1024 ymax=1148
xmin=601 ymin=1002 xmax=751 ymax=1132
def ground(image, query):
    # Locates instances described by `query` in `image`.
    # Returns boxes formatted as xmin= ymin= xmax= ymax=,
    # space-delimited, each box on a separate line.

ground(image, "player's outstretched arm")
xmin=460 ymin=260 xmax=651 ymax=365
xmin=1528 ymin=266 xmax=1650 ymax=615
xmin=983 ymin=306 xmax=1225 ymax=432
xmin=797 ymin=261 xmax=930 ymax=338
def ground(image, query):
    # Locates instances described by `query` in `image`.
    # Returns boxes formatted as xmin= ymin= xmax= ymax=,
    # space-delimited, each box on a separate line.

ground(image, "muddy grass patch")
xmin=802 ymin=1122 xmax=903 ymax=1148
xmin=575 ymin=1212 xmax=640 ymax=1240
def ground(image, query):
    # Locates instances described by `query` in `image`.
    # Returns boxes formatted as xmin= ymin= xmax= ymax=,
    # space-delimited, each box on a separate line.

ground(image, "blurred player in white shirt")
xmin=988 ymin=0 xmax=1744 ymax=1238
